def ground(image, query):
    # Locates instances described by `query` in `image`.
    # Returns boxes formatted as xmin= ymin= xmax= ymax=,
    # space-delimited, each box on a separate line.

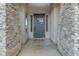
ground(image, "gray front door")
xmin=34 ymin=14 xmax=45 ymax=38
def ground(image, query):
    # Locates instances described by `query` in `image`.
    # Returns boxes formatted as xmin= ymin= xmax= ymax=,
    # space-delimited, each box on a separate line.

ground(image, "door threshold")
xmin=33 ymin=38 xmax=45 ymax=40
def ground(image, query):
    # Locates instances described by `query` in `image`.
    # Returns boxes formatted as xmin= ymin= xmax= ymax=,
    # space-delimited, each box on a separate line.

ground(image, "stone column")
xmin=58 ymin=3 xmax=79 ymax=56
xmin=73 ymin=4 xmax=79 ymax=56
xmin=0 ymin=3 xmax=6 ymax=56
xmin=0 ymin=3 xmax=22 ymax=56
xmin=6 ymin=3 xmax=22 ymax=56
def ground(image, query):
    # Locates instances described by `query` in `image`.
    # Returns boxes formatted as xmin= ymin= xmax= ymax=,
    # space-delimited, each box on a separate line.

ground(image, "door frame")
xmin=33 ymin=13 xmax=46 ymax=39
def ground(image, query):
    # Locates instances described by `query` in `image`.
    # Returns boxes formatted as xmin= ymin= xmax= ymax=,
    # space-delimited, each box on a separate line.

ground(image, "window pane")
xmin=46 ymin=15 xmax=48 ymax=32
xmin=30 ymin=15 xmax=32 ymax=32
xmin=25 ymin=18 xmax=27 ymax=27
xmin=25 ymin=16 xmax=27 ymax=31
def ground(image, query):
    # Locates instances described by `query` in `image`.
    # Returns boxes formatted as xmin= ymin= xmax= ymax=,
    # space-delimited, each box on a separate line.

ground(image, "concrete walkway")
xmin=18 ymin=39 xmax=61 ymax=56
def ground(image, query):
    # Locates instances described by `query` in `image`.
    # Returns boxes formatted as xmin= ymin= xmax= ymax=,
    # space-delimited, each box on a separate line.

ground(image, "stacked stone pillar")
xmin=0 ymin=3 xmax=6 ymax=56
xmin=58 ymin=3 xmax=79 ymax=56
xmin=0 ymin=3 xmax=21 ymax=56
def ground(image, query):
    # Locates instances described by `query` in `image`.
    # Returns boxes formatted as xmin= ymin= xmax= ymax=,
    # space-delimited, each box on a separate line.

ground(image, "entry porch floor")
xmin=19 ymin=39 xmax=61 ymax=56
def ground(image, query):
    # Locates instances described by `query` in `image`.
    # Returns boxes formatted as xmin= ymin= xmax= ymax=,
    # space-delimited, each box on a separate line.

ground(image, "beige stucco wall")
xmin=50 ymin=3 xmax=60 ymax=44
xmin=18 ymin=4 xmax=28 ymax=44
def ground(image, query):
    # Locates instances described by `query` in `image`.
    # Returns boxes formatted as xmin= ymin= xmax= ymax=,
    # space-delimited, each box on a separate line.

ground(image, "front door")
xmin=33 ymin=14 xmax=45 ymax=38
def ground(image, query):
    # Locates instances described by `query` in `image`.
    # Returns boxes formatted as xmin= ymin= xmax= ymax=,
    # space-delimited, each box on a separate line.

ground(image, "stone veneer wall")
xmin=6 ymin=3 xmax=22 ymax=56
xmin=0 ymin=3 xmax=6 ymax=56
xmin=0 ymin=3 xmax=22 ymax=56
xmin=58 ymin=3 xmax=79 ymax=56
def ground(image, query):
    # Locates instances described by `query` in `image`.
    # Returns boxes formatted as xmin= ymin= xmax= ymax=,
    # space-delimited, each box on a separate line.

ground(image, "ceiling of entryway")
xmin=27 ymin=3 xmax=50 ymax=7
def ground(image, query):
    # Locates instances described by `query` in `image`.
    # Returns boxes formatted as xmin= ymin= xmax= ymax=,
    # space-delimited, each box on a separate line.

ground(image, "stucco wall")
xmin=50 ymin=3 xmax=60 ymax=44
xmin=18 ymin=4 xmax=28 ymax=44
